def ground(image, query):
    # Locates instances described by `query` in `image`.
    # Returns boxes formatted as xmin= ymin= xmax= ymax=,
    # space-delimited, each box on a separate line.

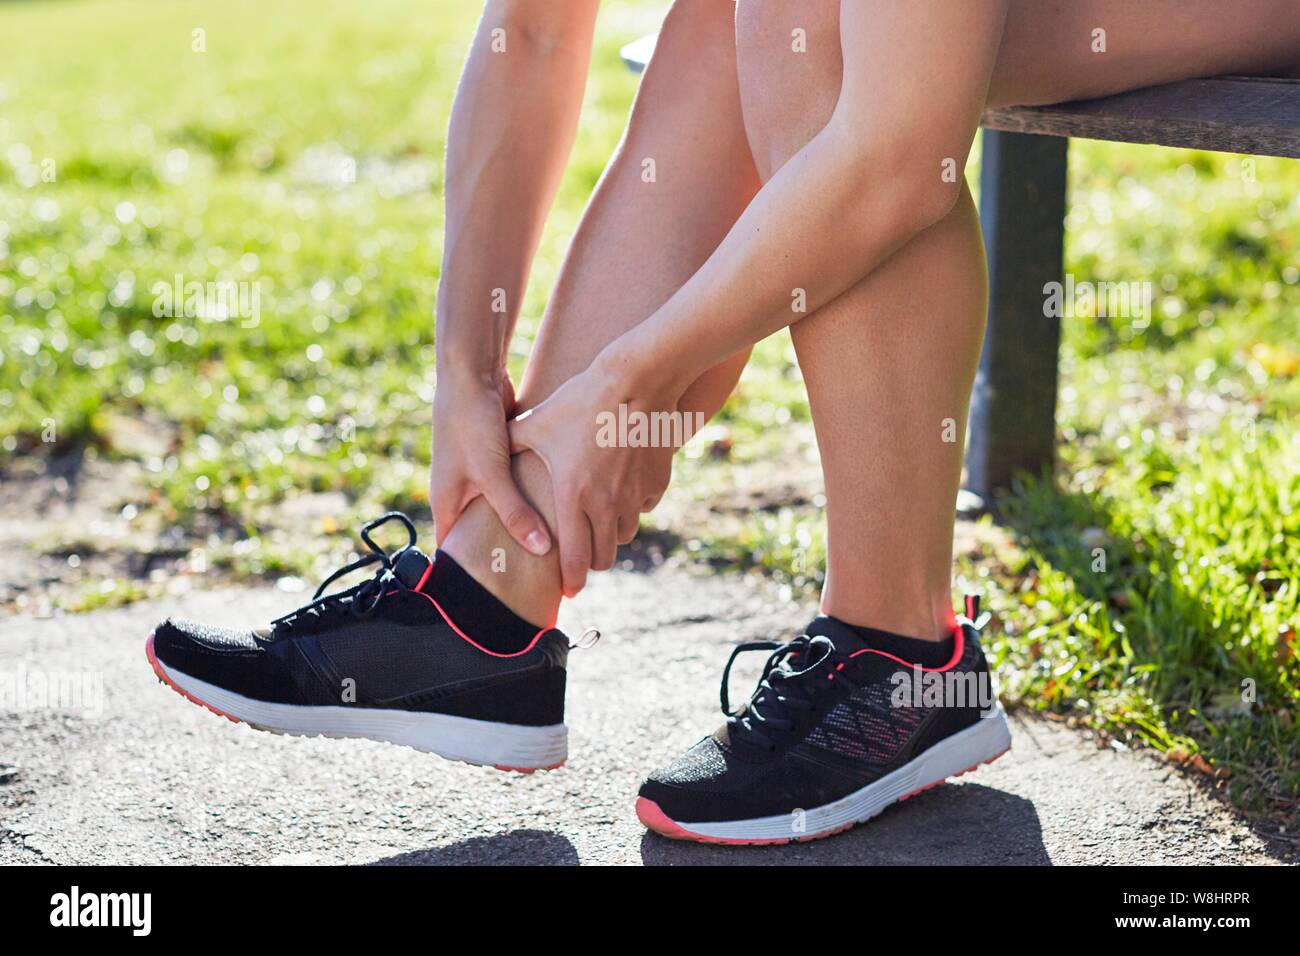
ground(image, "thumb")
xmin=480 ymin=468 xmax=551 ymax=557
xmin=507 ymin=410 xmax=537 ymax=457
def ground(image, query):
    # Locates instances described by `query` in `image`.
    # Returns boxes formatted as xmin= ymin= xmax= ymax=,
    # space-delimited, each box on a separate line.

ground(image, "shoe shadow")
xmin=369 ymin=829 xmax=579 ymax=866
xmin=639 ymin=783 xmax=1051 ymax=865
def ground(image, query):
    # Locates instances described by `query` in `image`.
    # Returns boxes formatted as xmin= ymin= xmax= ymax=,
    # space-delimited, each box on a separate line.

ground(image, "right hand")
xmin=430 ymin=369 xmax=552 ymax=556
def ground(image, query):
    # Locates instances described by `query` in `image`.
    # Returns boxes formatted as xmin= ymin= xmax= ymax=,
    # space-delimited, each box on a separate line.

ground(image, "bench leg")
xmin=966 ymin=130 xmax=1069 ymax=501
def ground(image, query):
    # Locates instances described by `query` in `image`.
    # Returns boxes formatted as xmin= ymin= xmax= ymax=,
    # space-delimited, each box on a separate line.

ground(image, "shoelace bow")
xmin=272 ymin=512 xmax=418 ymax=632
xmin=720 ymin=634 xmax=850 ymax=751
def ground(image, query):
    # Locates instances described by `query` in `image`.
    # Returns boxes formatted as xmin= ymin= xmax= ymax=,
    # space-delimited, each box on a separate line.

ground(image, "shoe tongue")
xmin=803 ymin=615 xmax=871 ymax=655
xmin=392 ymin=547 xmax=431 ymax=589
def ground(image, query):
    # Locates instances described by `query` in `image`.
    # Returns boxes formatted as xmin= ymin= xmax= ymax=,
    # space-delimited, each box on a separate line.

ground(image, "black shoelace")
xmin=720 ymin=634 xmax=850 ymax=751
xmin=272 ymin=512 xmax=418 ymax=633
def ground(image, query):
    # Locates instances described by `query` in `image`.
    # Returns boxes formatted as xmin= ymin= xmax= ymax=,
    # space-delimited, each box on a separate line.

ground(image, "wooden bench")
xmin=622 ymin=37 xmax=1300 ymax=500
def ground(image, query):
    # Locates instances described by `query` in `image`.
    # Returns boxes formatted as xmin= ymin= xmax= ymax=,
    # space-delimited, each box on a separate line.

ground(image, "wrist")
xmin=434 ymin=302 xmax=511 ymax=395
xmin=590 ymin=337 xmax=688 ymax=411
xmin=435 ymin=356 xmax=508 ymax=394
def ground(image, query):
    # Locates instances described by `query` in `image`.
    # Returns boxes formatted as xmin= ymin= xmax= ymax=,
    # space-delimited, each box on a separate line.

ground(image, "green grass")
xmin=986 ymin=423 xmax=1299 ymax=809
xmin=0 ymin=0 xmax=657 ymax=517
xmin=2 ymin=0 xmax=1297 ymax=812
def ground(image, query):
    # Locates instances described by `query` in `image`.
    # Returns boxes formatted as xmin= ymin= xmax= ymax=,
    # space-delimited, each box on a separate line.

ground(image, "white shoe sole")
xmin=146 ymin=633 xmax=567 ymax=771
xmin=638 ymin=706 xmax=1012 ymax=843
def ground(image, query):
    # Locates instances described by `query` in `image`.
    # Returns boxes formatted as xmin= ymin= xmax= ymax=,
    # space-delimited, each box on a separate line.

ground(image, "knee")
xmin=735 ymin=0 xmax=843 ymax=181
xmin=622 ymin=0 xmax=742 ymax=148
xmin=650 ymin=0 xmax=741 ymax=75
xmin=737 ymin=1 xmax=964 ymax=233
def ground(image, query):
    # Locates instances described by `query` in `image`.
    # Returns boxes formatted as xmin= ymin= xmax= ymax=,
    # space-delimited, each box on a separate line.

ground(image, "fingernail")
xmin=525 ymin=530 xmax=550 ymax=555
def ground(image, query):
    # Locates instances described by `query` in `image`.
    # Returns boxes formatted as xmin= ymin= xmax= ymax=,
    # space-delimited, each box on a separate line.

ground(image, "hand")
xmin=508 ymin=362 xmax=678 ymax=597
xmin=430 ymin=369 xmax=552 ymax=556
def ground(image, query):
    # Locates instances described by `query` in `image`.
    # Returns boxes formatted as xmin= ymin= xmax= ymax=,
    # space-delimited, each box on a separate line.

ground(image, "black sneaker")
xmin=145 ymin=513 xmax=570 ymax=772
xmin=636 ymin=598 xmax=1011 ymax=843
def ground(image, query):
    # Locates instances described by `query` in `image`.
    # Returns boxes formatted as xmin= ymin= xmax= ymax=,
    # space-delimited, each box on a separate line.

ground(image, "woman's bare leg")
xmin=445 ymin=0 xmax=1298 ymax=630
xmin=732 ymin=1 xmax=985 ymax=640
xmin=733 ymin=0 xmax=1300 ymax=640
xmin=440 ymin=0 xmax=759 ymax=623
xmin=992 ymin=0 xmax=1300 ymax=107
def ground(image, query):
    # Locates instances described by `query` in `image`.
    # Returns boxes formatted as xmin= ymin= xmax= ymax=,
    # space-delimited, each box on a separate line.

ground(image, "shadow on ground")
xmin=365 ymin=784 xmax=1049 ymax=866
xmin=638 ymin=783 xmax=1050 ymax=865
xmin=370 ymin=830 xmax=579 ymax=866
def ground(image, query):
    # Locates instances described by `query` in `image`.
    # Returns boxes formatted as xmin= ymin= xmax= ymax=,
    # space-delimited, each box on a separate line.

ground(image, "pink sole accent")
xmin=897 ymin=746 xmax=1010 ymax=801
xmin=636 ymin=746 xmax=1011 ymax=846
xmin=146 ymin=632 xmax=244 ymax=725
xmin=144 ymin=631 xmax=554 ymax=775
xmin=635 ymin=798 xmax=857 ymax=846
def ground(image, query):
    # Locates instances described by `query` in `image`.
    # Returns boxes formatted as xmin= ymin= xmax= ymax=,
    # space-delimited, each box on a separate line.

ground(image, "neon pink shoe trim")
xmin=388 ymin=588 xmax=554 ymax=658
xmin=847 ymin=623 xmax=965 ymax=672
xmin=145 ymin=632 xmax=243 ymax=724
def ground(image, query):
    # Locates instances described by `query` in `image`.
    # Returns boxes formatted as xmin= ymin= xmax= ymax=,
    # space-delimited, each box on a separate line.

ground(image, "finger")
xmin=480 ymin=470 xmax=552 ymax=557
xmin=641 ymin=456 xmax=671 ymax=514
xmin=556 ymin=494 xmax=592 ymax=597
xmin=589 ymin=505 xmax=618 ymax=572
xmin=506 ymin=411 xmax=536 ymax=457
xmin=433 ymin=483 xmax=469 ymax=547
xmin=616 ymin=511 xmax=640 ymax=546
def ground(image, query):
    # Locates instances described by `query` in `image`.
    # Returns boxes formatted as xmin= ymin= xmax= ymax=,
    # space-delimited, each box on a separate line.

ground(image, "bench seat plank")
xmin=983 ymin=76 xmax=1300 ymax=159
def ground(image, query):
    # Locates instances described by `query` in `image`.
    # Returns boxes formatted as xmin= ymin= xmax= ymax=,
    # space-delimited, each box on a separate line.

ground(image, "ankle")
xmin=819 ymin=589 xmax=954 ymax=642
xmin=425 ymin=550 xmax=552 ymax=649
xmin=442 ymin=502 xmax=562 ymax=625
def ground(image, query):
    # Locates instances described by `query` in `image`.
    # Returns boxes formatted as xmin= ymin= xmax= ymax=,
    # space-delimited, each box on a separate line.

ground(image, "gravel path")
xmin=0 ymin=569 xmax=1284 ymax=864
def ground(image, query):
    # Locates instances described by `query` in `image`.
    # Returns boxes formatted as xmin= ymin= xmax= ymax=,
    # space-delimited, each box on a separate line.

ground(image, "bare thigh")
xmin=992 ymin=0 xmax=1300 ymax=107
xmin=739 ymin=0 xmax=1300 ymax=172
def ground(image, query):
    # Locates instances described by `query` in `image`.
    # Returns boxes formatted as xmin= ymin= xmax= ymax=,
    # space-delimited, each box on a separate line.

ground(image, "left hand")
xmin=508 ymin=365 xmax=680 ymax=597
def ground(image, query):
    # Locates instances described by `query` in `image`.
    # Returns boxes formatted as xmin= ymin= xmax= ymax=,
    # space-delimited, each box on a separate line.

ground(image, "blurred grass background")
xmin=0 ymin=0 xmax=1296 ymax=815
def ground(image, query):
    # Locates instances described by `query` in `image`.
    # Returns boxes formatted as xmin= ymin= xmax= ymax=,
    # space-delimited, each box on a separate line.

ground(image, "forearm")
xmin=436 ymin=0 xmax=598 ymax=385
xmin=596 ymin=117 xmax=955 ymax=397
xmin=595 ymin=0 xmax=1006 ymax=403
